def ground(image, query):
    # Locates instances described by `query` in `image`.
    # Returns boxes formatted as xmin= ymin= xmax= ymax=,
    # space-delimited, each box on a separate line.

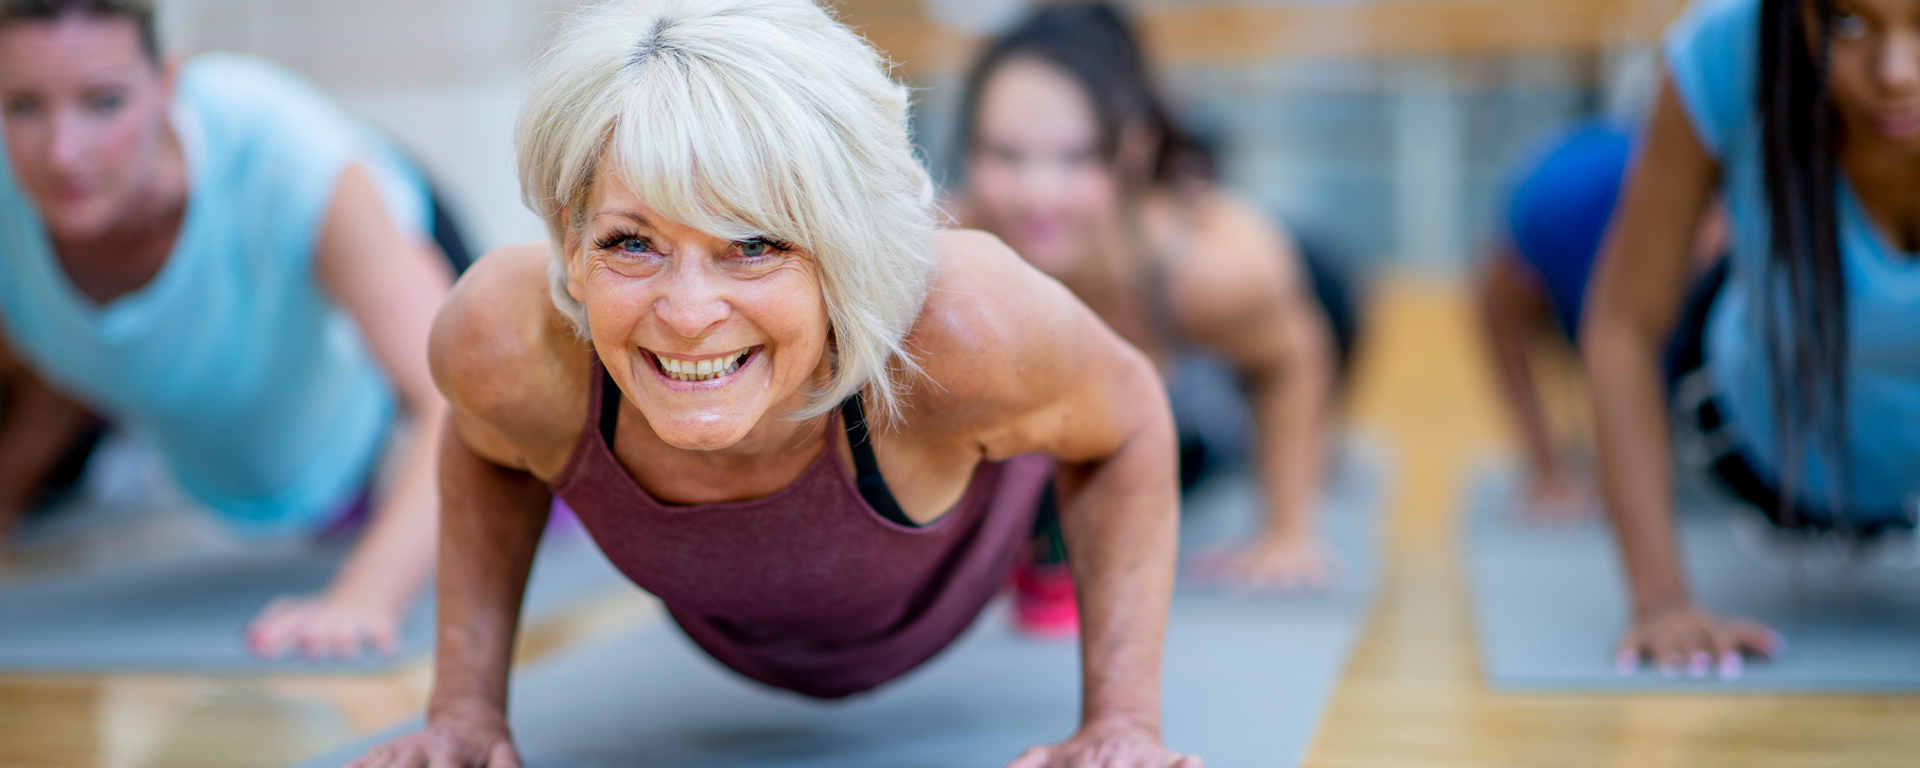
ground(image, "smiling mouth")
xmin=651 ymin=347 xmax=756 ymax=383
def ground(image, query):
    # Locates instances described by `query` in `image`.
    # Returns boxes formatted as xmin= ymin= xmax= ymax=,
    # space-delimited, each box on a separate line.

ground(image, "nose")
xmin=1877 ymin=30 xmax=1920 ymax=97
xmin=43 ymin=109 xmax=95 ymax=180
xmin=652 ymin=252 xmax=731 ymax=340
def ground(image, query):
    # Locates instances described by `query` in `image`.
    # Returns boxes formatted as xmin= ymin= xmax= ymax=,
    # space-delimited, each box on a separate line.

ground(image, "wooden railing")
xmin=840 ymin=0 xmax=1689 ymax=75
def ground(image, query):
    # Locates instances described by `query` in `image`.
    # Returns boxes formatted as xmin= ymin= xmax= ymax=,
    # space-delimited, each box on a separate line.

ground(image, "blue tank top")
xmin=1667 ymin=0 xmax=1920 ymax=514
xmin=0 ymin=54 xmax=432 ymax=535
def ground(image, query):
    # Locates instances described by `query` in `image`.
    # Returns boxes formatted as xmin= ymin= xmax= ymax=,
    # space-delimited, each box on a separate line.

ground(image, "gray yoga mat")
xmin=0 ymin=525 xmax=627 ymax=673
xmin=291 ymin=443 xmax=1390 ymax=768
xmin=1464 ymin=464 xmax=1920 ymax=692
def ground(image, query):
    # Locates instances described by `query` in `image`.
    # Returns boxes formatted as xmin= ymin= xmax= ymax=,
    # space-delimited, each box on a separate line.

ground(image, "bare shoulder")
xmin=1167 ymin=188 xmax=1307 ymax=329
xmin=900 ymin=230 xmax=1107 ymax=427
xmin=430 ymin=243 xmax=590 ymax=471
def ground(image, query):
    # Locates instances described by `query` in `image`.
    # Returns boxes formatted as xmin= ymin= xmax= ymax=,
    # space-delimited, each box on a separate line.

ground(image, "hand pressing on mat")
xmin=1189 ymin=533 xmax=1339 ymax=592
xmin=246 ymin=591 xmax=404 ymax=660
xmin=1615 ymin=603 xmax=1783 ymax=680
xmin=1008 ymin=717 xmax=1203 ymax=768
xmin=1520 ymin=468 xmax=1600 ymax=524
xmin=345 ymin=703 xmax=520 ymax=768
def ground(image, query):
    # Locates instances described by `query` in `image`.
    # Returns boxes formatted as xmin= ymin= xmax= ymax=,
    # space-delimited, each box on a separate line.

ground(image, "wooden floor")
xmin=6 ymin=281 xmax=1919 ymax=767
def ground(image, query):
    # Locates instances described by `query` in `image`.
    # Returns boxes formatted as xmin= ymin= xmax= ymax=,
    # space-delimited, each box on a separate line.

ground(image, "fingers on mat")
xmin=487 ymin=741 xmax=523 ymax=768
xmin=1005 ymin=745 xmax=1052 ymax=768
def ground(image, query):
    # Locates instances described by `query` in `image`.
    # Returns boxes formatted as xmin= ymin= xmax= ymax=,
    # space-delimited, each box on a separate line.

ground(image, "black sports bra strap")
xmin=840 ymin=393 xmax=919 ymax=528
xmin=599 ymin=364 xmax=621 ymax=445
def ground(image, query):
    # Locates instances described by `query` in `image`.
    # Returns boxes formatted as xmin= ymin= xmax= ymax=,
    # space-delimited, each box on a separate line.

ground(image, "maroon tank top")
xmin=549 ymin=357 xmax=1053 ymax=698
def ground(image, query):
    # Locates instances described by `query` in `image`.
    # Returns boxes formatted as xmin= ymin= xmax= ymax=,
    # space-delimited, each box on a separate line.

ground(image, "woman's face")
xmin=966 ymin=57 xmax=1120 ymax=275
xmin=0 ymin=14 xmax=173 ymax=241
xmin=1821 ymin=0 xmax=1920 ymax=153
xmin=567 ymin=172 xmax=832 ymax=453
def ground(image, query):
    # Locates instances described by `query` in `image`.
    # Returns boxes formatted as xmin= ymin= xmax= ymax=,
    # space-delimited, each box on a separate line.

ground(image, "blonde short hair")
xmin=516 ymin=0 xmax=937 ymax=423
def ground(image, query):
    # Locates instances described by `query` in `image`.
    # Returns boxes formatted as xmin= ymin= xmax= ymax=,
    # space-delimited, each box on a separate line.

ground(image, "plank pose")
xmin=1586 ymin=0 xmax=1920 ymax=678
xmin=955 ymin=3 xmax=1355 ymax=591
xmin=350 ymin=1 xmax=1192 ymax=766
xmin=0 ymin=0 xmax=458 ymax=659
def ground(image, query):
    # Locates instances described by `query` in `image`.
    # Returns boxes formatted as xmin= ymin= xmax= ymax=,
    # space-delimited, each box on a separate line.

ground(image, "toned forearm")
xmin=1246 ymin=343 xmax=1331 ymax=543
xmin=1480 ymin=264 xmax=1559 ymax=475
xmin=326 ymin=402 xmax=447 ymax=614
xmin=1057 ymin=420 xmax=1180 ymax=730
xmin=428 ymin=421 xmax=552 ymax=716
xmin=1582 ymin=320 xmax=1689 ymax=613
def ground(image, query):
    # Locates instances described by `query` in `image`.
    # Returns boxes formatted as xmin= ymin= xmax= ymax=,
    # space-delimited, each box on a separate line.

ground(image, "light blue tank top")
xmin=1667 ymin=0 xmax=1920 ymax=514
xmin=0 ymin=53 xmax=433 ymax=536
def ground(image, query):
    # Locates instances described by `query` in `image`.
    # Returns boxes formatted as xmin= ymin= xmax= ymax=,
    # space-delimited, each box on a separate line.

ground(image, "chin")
xmin=643 ymin=408 xmax=763 ymax=452
xmin=40 ymin=203 xmax=116 ymax=241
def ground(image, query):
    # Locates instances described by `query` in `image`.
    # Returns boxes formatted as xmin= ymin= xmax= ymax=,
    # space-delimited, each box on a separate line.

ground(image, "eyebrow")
xmin=592 ymin=209 xmax=655 ymax=229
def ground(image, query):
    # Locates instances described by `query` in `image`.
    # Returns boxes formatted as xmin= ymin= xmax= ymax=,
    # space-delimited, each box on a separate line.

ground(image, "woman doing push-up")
xmin=1586 ymin=0 xmax=1920 ymax=679
xmin=351 ymin=1 xmax=1192 ymax=766
xmin=955 ymin=3 xmax=1354 ymax=592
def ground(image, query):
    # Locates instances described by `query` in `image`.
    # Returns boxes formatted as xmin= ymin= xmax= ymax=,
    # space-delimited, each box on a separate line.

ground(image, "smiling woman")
xmin=346 ymin=2 xmax=1194 ymax=767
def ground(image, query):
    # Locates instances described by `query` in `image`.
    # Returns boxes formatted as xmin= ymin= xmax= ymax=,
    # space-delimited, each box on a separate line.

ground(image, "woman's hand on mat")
xmin=1521 ymin=469 xmax=1599 ymax=523
xmin=1007 ymin=717 xmax=1202 ymax=768
xmin=246 ymin=591 xmax=403 ymax=660
xmin=347 ymin=704 xmax=519 ymax=768
xmin=1189 ymin=533 xmax=1339 ymax=592
xmin=1615 ymin=604 xmax=1783 ymax=680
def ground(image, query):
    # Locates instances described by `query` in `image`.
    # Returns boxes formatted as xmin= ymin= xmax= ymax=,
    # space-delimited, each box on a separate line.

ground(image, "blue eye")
xmin=87 ymin=90 xmax=125 ymax=114
xmin=4 ymin=96 xmax=41 ymax=118
xmin=1833 ymin=12 xmax=1868 ymax=40
xmin=739 ymin=239 xmax=771 ymax=258
xmin=593 ymin=231 xmax=655 ymax=255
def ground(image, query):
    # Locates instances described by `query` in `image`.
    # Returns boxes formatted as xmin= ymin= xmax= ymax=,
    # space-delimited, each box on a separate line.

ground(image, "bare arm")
xmin=922 ymin=233 xmax=1191 ymax=767
xmin=1581 ymin=72 xmax=1776 ymax=675
xmin=1479 ymin=249 xmax=1586 ymax=514
xmin=0 ymin=335 xmax=95 ymax=542
xmin=249 ymin=163 xmax=455 ymax=658
xmin=1177 ymin=201 xmax=1337 ymax=587
xmin=350 ymin=245 xmax=581 ymax=768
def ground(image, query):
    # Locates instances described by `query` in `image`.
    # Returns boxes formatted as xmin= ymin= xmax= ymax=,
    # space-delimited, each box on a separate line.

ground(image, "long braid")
xmin=1758 ymin=0 xmax=1850 ymax=528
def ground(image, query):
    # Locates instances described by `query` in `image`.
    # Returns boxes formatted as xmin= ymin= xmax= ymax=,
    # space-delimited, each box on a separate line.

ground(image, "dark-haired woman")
xmin=1585 ymin=0 xmax=1920 ymax=679
xmin=956 ymin=2 xmax=1355 ymax=593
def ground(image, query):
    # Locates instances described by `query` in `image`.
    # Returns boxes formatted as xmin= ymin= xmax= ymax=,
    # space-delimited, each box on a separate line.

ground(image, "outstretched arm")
xmin=1583 ymin=73 xmax=1776 ymax=678
xmin=1479 ymin=249 xmax=1588 ymax=517
xmin=0 ymin=335 xmax=96 ymax=547
xmin=350 ymin=245 xmax=581 ymax=768
xmin=1177 ymin=206 xmax=1337 ymax=589
xmin=925 ymin=232 xmax=1194 ymax=768
xmin=250 ymin=163 xmax=455 ymax=658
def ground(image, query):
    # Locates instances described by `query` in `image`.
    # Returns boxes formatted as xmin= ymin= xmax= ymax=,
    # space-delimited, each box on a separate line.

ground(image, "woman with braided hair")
xmin=1585 ymin=0 xmax=1920 ymax=679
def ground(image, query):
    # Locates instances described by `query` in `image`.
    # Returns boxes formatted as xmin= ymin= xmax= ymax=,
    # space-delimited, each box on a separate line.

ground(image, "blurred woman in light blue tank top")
xmin=0 ymin=0 xmax=454 ymax=661
xmin=1584 ymin=0 xmax=1920 ymax=681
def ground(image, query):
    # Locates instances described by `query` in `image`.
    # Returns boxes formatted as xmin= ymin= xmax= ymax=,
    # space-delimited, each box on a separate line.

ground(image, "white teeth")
xmin=657 ymin=350 xmax=750 ymax=382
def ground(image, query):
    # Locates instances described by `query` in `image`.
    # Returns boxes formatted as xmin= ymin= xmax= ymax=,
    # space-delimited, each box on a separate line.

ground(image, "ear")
xmin=1114 ymin=119 xmax=1162 ymax=188
xmin=156 ymin=54 xmax=183 ymax=103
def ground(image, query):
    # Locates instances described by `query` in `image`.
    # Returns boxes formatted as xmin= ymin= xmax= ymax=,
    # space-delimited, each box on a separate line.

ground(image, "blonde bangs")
xmin=517 ymin=0 xmax=938 ymax=424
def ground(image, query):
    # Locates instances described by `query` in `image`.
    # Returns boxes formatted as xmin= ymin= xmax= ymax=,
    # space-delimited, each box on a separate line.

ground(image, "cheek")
xmin=1067 ymin=168 xmax=1120 ymax=213
xmin=96 ymin=106 xmax=162 ymax=177
xmin=968 ymin=162 xmax=1023 ymax=214
xmin=2 ymin=119 xmax=42 ymax=183
xmin=581 ymin=270 xmax=652 ymax=340
xmin=749 ymin=278 xmax=830 ymax=364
